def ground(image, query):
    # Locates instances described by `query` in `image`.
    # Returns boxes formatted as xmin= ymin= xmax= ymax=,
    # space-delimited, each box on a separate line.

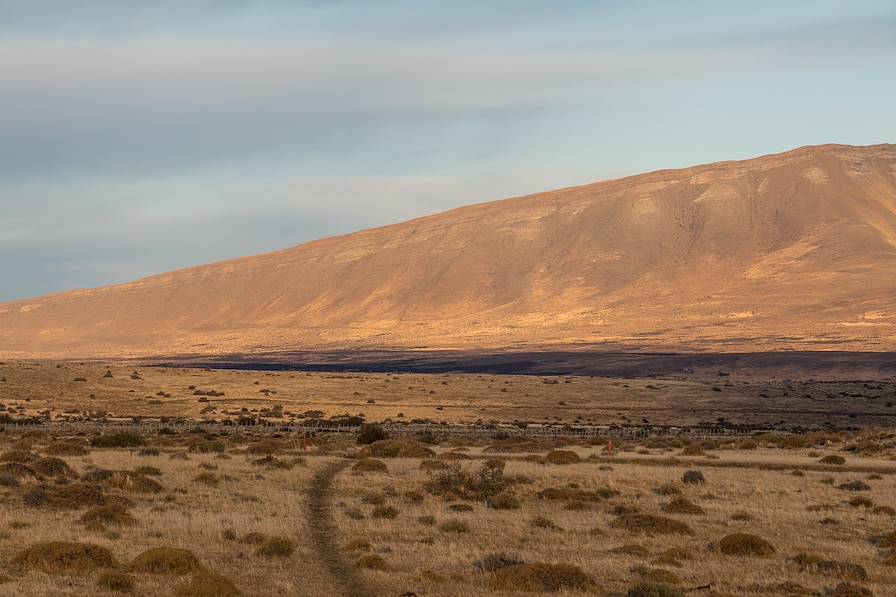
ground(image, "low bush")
xmin=371 ymin=506 xmax=399 ymax=519
xmin=31 ymin=457 xmax=75 ymax=478
xmin=474 ymin=551 xmax=524 ymax=572
xmin=789 ymin=553 xmax=867 ymax=580
xmin=440 ymin=520 xmax=470 ymax=533
xmin=486 ymin=563 xmax=594 ymax=592
xmin=256 ymin=537 xmax=295 ymax=558
xmin=130 ymin=547 xmax=203 ymax=575
xmin=611 ymin=514 xmax=694 ymax=536
xmin=839 ymin=480 xmax=871 ymax=492
xmin=80 ymin=505 xmax=137 ymax=528
xmin=362 ymin=439 xmax=433 ymax=458
xmin=425 ymin=461 xmax=507 ymax=500
xmin=819 ymin=455 xmax=846 ymax=465
xmin=530 ymin=516 xmax=561 ymax=531
xmin=357 ymin=554 xmax=388 ymax=570
xmin=717 ymin=533 xmax=775 ymax=557
xmin=12 ymin=541 xmax=117 ymax=573
xmin=486 ymin=491 xmax=521 ymax=510
xmin=681 ymin=470 xmax=705 ymax=485
xmin=93 ymin=433 xmax=144 ymax=449
xmin=661 ymin=497 xmax=705 ymax=516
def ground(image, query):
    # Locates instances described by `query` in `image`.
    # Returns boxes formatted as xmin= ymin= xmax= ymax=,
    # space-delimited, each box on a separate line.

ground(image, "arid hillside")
xmin=1 ymin=143 xmax=895 ymax=358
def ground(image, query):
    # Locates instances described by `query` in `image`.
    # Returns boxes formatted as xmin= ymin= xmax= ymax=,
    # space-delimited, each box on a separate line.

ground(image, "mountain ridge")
xmin=2 ymin=142 xmax=895 ymax=358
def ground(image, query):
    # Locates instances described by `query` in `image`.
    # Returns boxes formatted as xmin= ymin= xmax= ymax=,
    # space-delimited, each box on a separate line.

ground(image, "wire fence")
xmin=0 ymin=419 xmax=767 ymax=439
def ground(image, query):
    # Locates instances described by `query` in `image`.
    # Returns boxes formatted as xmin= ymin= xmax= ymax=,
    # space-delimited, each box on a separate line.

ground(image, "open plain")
xmin=0 ymin=363 xmax=894 ymax=596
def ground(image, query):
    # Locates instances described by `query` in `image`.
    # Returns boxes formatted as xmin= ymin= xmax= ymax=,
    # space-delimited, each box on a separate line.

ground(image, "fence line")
xmin=0 ymin=419 xmax=766 ymax=439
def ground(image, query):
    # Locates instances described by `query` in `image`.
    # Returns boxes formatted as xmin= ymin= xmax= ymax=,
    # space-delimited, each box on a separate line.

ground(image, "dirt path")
xmin=307 ymin=459 xmax=376 ymax=597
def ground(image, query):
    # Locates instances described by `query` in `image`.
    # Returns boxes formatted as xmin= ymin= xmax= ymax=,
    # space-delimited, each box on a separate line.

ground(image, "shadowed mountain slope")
xmin=2 ymin=143 xmax=895 ymax=358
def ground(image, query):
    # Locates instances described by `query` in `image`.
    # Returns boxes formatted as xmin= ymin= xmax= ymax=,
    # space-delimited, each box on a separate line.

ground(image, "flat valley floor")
xmin=0 ymin=363 xmax=894 ymax=596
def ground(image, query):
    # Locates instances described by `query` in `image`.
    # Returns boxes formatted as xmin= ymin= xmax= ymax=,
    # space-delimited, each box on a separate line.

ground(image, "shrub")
xmin=872 ymin=506 xmax=895 ymax=516
xmin=26 ymin=483 xmax=106 ymax=509
xmin=357 ymin=424 xmax=388 ymax=445
xmin=344 ymin=508 xmax=364 ymax=520
xmin=31 ymin=456 xmax=75 ymax=478
xmin=661 ymin=497 xmax=705 ymax=516
xmin=239 ymin=532 xmax=267 ymax=545
xmin=130 ymin=547 xmax=203 ymax=575
xmin=487 ymin=563 xmax=594 ymax=592
xmin=81 ymin=505 xmax=137 ymax=528
xmin=636 ymin=567 xmax=680 ymax=585
xmin=194 ymin=472 xmax=219 ymax=487
xmin=425 ymin=462 xmax=507 ymax=500
xmin=417 ymin=514 xmax=436 ymax=526
xmin=839 ymin=481 xmax=871 ymax=492
xmin=681 ymin=470 xmax=705 ymax=485
xmin=448 ymin=503 xmax=474 ymax=512
xmin=849 ymin=496 xmax=875 ymax=509
xmin=544 ymin=450 xmax=581 ymax=465
xmin=869 ymin=531 xmax=896 ymax=549
xmin=175 ymin=570 xmax=242 ymax=597
xmin=357 ymin=554 xmax=388 ymax=570
xmin=789 ymin=553 xmax=867 ymax=580
xmin=107 ymin=471 xmax=164 ymax=493
xmin=0 ymin=462 xmax=37 ymax=479
xmin=371 ymin=506 xmax=399 ymax=519
xmin=135 ymin=466 xmax=162 ymax=476
xmin=11 ymin=541 xmax=117 ymax=573
xmin=188 ymin=440 xmax=226 ymax=454
xmin=93 ymin=433 xmax=144 ymax=448
xmin=256 ymin=537 xmax=295 ymax=558
xmin=537 ymin=486 xmax=618 ymax=502
xmin=403 ymin=490 xmax=424 ymax=503
xmin=352 ymin=458 xmax=388 ymax=473
xmin=530 ymin=516 xmax=561 ymax=531
xmin=440 ymin=520 xmax=470 ymax=533
xmin=474 ymin=551 xmax=524 ymax=572
xmin=45 ymin=442 xmax=89 ymax=456
xmin=820 ymin=455 xmax=846 ymax=465
xmin=362 ymin=439 xmax=433 ymax=458
xmin=718 ymin=533 xmax=775 ymax=557
xmin=0 ymin=449 xmax=39 ymax=463
xmin=98 ymin=571 xmax=136 ymax=593
xmin=611 ymin=514 xmax=694 ymax=536
xmin=654 ymin=483 xmax=681 ymax=496
xmin=486 ymin=491 xmax=521 ymax=510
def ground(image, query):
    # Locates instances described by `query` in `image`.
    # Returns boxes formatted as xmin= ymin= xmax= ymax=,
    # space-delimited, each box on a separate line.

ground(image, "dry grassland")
xmin=1 ymin=363 xmax=894 ymax=427
xmin=0 ymin=423 xmax=893 ymax=596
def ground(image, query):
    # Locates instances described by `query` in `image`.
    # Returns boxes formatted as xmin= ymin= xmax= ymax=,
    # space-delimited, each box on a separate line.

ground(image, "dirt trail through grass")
xmin=308 ymin=459 xmax=376 ymax=597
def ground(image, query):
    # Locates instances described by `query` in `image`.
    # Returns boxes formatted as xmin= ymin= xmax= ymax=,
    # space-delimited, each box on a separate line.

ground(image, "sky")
xmin=1 ymin=1 xmax=895 ymax=302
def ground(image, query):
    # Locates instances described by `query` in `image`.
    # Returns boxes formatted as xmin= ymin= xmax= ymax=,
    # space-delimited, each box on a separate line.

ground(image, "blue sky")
xmin=1 ymin=1 xmax=895 ymax=301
